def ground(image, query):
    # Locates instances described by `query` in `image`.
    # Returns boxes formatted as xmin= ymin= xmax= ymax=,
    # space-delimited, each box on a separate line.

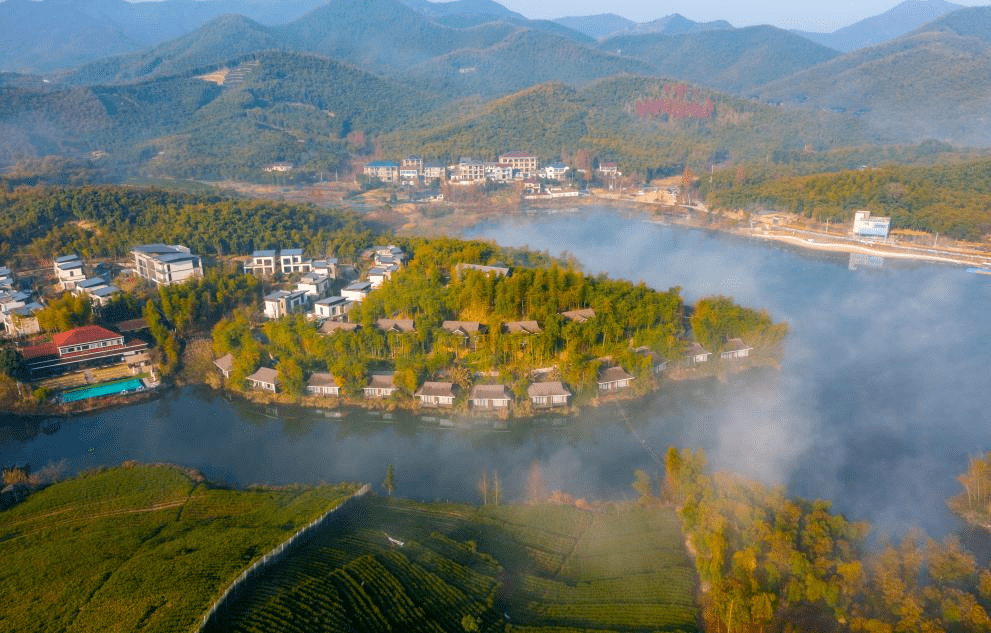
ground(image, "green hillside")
xmin=2 ymin=50 xmax=438 ymax=179
xmin=383 ymin=76 xmax=874 ymax=173
xmin=0 ymin=463 xmax=359 ymax=633
xmin=204 ymin=496 xmax=699 ymax=632
xmin=701 ymin=156 xmax=991 ymax=240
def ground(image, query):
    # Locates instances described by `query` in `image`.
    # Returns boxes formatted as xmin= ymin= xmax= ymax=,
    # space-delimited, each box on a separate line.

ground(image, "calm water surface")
xmin=3 ymin=208 xmax=989 ymax=536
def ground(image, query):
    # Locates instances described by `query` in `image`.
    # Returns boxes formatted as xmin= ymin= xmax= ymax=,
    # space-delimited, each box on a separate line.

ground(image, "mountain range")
xmin=3 ymin=0 xmax=991 ymax=182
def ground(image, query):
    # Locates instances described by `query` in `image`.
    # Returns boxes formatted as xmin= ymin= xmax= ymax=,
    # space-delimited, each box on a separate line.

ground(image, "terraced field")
xmin=0 ymin=464 xmax=358 ymax=633
xmin=208 ymin=499 xmax=699 ymax=632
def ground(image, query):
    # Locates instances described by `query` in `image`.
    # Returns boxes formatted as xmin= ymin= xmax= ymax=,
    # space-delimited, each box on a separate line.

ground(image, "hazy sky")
xmin=498 ymin=0 xmax=989 ymax=31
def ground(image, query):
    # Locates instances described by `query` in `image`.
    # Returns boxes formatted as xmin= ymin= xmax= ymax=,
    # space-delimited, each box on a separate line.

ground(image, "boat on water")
xmin=965 ymin=267 xmax=991 ymax=276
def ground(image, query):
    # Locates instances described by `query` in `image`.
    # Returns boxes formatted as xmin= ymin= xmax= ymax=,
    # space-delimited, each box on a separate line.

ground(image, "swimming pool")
xmin=62 ymin=378 xmax=145 ymax=403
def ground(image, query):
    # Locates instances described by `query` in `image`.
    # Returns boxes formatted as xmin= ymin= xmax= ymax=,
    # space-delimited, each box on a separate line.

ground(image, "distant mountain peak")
xmin=792 ymin=0 xmax=963 ymax=52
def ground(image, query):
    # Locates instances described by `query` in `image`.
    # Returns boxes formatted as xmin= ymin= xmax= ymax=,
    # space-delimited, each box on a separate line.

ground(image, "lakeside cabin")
xmin=470 ymin=384 xmax=511 ymax=410
xmin=213 ymin=353 xmax=234 ymax=379
xmin=720 ymin=338 xmax=753 ymax=360
xmin=364 ymin=371 xmax=397 ymax=398
xmin=415 ymin=382 xmax=456 ymax=407
xmin=635 ymin=346 xmax=668 ymax=375
xmin=246 ymin=367 xmax=278 ymax=392
xmin=684 ymin=342 xmax=711 ymax=365
xmin=306 ymin=372 xmax=340 ymax=397
xmin=528 ymin=381 xmax=571 ymax=408
xmin=597 ymin=366 xmax=634 ymax=392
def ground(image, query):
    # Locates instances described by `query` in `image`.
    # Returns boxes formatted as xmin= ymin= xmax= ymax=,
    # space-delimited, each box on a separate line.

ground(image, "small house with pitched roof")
xmin=470 ymin=384 xmax=511 ymax=410
xmin=214 ymin=353 xmax=234 ymax=379
xmin=528 ymin=381 xmax=571 ymax=408
xmin=415 ymin=382 xmax=456 ymax=407
xmin=684 ymin=342 xmax=711 ymax=365
xmin=597 ymin=366 xmax=634 ymax=392
xmin=720 ymin=338 xmax=753 ymax=360
xmin=364 ymin=371 xmax=397 ymax=398
xmin=306 ymin=372 xmax=340 ymax=396
xmin=376 ymin=318 xmax=415 ymax=334
xmin=561 ymin=308 xmax=596 ymax=323
xmin=246 ymin=367 xmax=278 ymax=392
xmin=503 ymin=320 xmax=542 ymax=334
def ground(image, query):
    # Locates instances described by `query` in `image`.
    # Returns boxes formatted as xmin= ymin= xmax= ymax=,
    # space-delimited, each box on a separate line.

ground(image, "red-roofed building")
xmin=53 ymin=326 xmax=123 ymax=355
xmin=20 ymin=325 xmax=148 ymax=376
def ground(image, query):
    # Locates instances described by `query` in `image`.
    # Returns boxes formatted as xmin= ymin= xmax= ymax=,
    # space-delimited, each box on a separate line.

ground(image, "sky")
xmin=496 ymin=0 xmax=989 ymax=32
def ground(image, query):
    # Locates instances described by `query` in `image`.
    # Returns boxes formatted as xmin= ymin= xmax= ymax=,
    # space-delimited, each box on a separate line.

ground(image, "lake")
xmin=3 ymin=208 xmax=989 ymax=536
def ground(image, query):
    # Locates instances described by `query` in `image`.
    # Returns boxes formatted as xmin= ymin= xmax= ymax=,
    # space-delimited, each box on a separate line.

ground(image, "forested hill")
xmin=701 ymin=157 xmax=991 ymax=241
xmin=758 ymin=7 xmax=991 ymax=147
xmin=600 ymin=26 xmax=840 ymax=94
xmin=0 ymin=185 xmax=375 ymax=264
xmin=2 ymin=50 xmax=438 ymax=180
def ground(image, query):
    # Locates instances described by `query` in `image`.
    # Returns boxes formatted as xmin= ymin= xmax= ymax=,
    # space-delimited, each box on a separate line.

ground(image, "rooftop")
xmin=416 ymin=382 xmax=455 ymax=398
xmin=368 ymin=371 xmax=395 ymax=388
xmin=247 ymin=367 xmax=278 ymax=385
xmin=471 ymin=384 xmax=509 ymax=400
xmin=53 ymin=325 xmax=121 ymax=348
xmin=528 ymin=381 xmax=571 ymax=398
xmin=598 ymin=366 xmax=634 ymax=383
xmin=214 ymin=353 xmax=234 ymax=373
xmin=307 ymin=372 xmax=338 ymax=388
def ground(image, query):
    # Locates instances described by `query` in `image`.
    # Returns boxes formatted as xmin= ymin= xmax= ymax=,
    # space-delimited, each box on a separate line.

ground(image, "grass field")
xmin=0 ymin=463 xmax=358 ymax=633
xmin=207 ymin=498 xmax=699 ymax=633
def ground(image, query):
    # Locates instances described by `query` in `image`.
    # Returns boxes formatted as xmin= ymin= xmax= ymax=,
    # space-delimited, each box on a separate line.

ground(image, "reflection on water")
xmin=3 ymin=209 xmax=991 ymax=537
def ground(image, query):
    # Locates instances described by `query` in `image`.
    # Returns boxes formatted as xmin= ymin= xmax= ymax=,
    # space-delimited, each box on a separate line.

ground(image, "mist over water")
xmin=468 ymin=209 xmax=991 ymax=536
xmin=3 ymin=208 xmax=989 ymax=537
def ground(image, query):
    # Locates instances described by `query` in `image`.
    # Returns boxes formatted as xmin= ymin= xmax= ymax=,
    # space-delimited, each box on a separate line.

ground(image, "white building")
xmin=131 ymin=244 xmax=203 ymax=286
xmin=296 ymin=272 xmax=331 ymax=299
xmin=852 ymin=211 xmax=891 ymax=238
xmin=244 ymin=248 xmax=312 ymax=276
xmin=313 ymin=295 xmax=352 ymax=319
xmin=263 ymin=290 xmax=309 ymax=319
xmin=54 ymin=254 xmax=85 ymax=290
xmin=542 ymin=162 xmax=569 ymax=180
xmin=341 ymin=281 xmax=372 ymax=302
xmin=311 ymin=258 xmax=338 ymax=279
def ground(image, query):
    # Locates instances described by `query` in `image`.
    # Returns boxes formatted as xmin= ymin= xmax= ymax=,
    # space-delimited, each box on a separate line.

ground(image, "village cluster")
xmin=2 ymin=233 xmax=755 ymax=409
xmin=359 ymin=152 xmax=622 ymax=198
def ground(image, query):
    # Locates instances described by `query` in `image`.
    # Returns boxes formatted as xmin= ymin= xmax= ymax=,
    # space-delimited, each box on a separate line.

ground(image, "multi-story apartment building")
xmin=244 ymin=248 xmax=312 ymax=276
xmin=498 ymin=151 xmax=539 ymax=177
xmin=131 ymin=244 xmax=203 ymax=286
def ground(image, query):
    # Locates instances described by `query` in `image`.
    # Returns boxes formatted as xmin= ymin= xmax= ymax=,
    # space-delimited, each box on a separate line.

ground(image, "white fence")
xmin=197 ymin=483 xmax=371 ymax=631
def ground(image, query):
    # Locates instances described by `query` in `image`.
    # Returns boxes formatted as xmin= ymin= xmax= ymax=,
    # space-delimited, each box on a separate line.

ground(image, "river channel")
xmin=3 ymin=208 xmax=989 ymax=536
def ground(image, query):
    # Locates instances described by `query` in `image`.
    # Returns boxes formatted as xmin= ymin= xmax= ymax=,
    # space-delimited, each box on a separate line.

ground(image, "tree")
xmin=526 ymin=460 xmax=546 ymax=505
xmin=632 ymin=469 xmax=653 ymax=505
xmin=35 ymin=293 xmax=92 ymax=332
xmin=0 ymin=348 xmax=20 ymax=377
xmin=477 ymin=468 xmax=489 ymax=505
xmin=460 ymin=614 xmax=480 ymax=633
xmin=383 ymin=463 xmax=395 ymax=496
